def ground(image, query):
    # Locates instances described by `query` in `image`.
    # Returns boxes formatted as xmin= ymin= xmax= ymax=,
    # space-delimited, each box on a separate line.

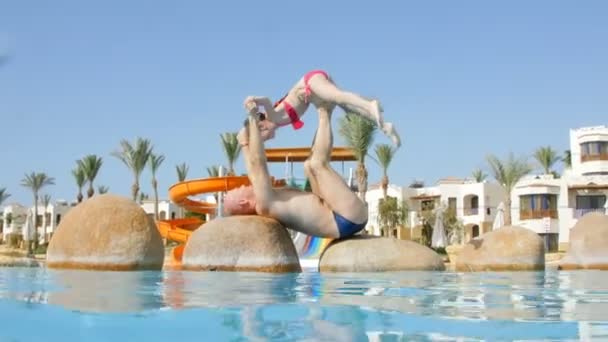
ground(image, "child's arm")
xmin=245 ymin=96 xmax=294 ymax=128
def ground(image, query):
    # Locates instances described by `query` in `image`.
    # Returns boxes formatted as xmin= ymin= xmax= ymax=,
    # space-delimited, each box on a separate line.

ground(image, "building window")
xmin=520 ymin=194 xmax=558 ymax=220
xmin=464 ymin=195 xmax=479 ymax=215
xmin=580 ymin=141 xmax=608 ymax=162
xmin=472 ymin=225 xmax=480 ymax=238
xmin=56 ymin=214 xmax=61 ymax=225
xmin=171 ymin=212 xmax=176 ymax=219
xmin=421 ymin=200 xmax=435 ymax=211
xmin=36 ymin=215 xmax=43 ymax=227
xmin=575 ymin=195 xmax=607 ymax=218
xmin=160 ymin=211 xmax=167 ymax=220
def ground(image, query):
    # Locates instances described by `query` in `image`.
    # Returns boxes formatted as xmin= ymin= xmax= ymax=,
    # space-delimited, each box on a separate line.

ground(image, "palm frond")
xmin=176 ymin=163 xmax=189 ymax=182
xmin=338 ymin=113 xmax=377 ymax=161
xmin=149 ymin=153 xmax=165 ymax=176
xmin=0 ymin=188 xmax=10 ymax=206
xmin=78 ymin=154 xmax=103 ymax=182
xmin=533 ymin=146 xmax=560 ymax=174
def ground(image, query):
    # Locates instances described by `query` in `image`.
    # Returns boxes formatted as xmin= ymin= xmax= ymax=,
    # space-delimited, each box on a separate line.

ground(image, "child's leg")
xmin=307 ymin=75 xmax=384 ymax=127
xmin=307 ymin=76 xmax=401 ymax=147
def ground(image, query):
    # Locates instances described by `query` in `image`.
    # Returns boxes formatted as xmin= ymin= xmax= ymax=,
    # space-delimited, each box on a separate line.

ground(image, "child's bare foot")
xmin=382 ymin=122 xmax=401 ymax=148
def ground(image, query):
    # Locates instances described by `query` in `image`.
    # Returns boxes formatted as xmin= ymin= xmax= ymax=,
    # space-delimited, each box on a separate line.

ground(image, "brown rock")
xmin=319 ymin=235 xmax=445 ymax=272
xmin=455 ymin=226 xmax=545 ymax=271
xmin=46 ymin=194 xmax=164 ymax=270
xmin=182 ymin=215 xmax=301 ymax=273
xmin=559 ymin=212 xmax=608 ymax=270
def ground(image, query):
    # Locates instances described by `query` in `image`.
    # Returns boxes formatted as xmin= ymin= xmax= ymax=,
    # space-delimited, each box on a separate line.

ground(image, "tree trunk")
xmin=505 ymin=194 xmax=512 ymax=226
xmin=356 ymin=162 xmax=368 ymax=202
xmin=87 ymin=182 xmax=94 ymax=198
xmin=153 ymin=178 xmax=159 ymax=220
xmin=131 ymin=181 xmax=139 ymax=202
xmin=42 ymin=208 xmax=47 ymax=245
xmin=77 ymin=191 xmax=83 ymax=203
xmin=31 ymin=194 xmax=38 ymax=254
xmin=381 ymin=175 xmax=388 ymax=199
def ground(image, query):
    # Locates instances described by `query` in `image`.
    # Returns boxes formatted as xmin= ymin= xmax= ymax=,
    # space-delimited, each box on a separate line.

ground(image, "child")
xmin=244 ymin=70 xmax=401 ymax=148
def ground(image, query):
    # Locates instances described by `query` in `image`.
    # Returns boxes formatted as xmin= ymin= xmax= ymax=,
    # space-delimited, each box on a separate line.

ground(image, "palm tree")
xmin=373 ymin=144 xmax=396 ymax=198
xmin=338 ymin=112 xmax=377 ymax=201
xmin=533 ymin=146 xmax=560 ymax=175
xmin=78 ymin=154 xmax=103 ymax=198
xmin=71 ymin=166 xmax=86 ymax=203
xmin=41 ymin=194 xmax=51 ymax=243
xmin=176 ymin=163 xmax=189 ymax=182
xmin=149 ymin=153 xmax=165 ymax=220
xmin=563 ymin=150 xmax=572 ymax=169
xmin=0 ymin=188 xmax=10 ymax=207
xmin=98 ymin=185 xmax=109 ymax=194
xmin=20 ymin=172 xmax=55 ymax=253
xmin=220 ymin=132 xmax=241 ymax=175
xmin=471 ymin=168 xmax=487 ymax=182
xmin=486 ymin=153 xmax=533 ymax=226
xmin=206 ymin=165 xmax=220 ymax=178
xmin=111 ymin=137 xmax=153 ymax=201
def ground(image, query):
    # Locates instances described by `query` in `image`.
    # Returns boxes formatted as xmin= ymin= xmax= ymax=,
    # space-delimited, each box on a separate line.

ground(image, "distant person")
xmin=244 ymin=69 xmax=401 ymax=148
xmin=223 ymin=101 xmax=368 ymax=239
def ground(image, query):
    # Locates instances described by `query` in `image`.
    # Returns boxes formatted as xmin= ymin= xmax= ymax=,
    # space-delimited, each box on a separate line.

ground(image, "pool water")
xmin=0 ymin=267 xmax=607 ymax=341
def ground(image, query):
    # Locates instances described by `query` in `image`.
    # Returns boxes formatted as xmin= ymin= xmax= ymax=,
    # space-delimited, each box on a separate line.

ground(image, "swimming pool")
xmin=0 ymin=267 xmax=606 ymax=341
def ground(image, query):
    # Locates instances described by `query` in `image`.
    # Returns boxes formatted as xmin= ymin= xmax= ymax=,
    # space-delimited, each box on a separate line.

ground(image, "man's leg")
xmin=307 ymin=107 xmax=367 ymax=224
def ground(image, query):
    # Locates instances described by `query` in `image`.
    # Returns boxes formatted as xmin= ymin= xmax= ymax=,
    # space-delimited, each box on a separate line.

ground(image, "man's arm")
xmin=240 ymin=108 xmax=275 ymax=214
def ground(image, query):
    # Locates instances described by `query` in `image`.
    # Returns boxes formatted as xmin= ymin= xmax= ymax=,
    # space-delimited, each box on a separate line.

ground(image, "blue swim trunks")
xmin=333 ymin=211 xmax=367 ymax=238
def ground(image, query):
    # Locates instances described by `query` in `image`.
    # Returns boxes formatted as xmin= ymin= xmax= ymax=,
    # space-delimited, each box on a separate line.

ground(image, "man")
xmin=223 ymin=101 xmax=368 ymax=239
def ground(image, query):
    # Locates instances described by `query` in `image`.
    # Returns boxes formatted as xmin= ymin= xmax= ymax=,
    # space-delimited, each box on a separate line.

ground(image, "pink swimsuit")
xmin=277 ymin=70 xmax=330 ymax=130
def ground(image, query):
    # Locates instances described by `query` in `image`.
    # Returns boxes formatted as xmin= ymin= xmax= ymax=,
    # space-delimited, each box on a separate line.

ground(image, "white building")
xmin=366 ymin=125 xmax=608 ymax=251
xmin=365 ymin=178 xmax=505 ymax=242
xmin=1 ymin=200 xmax=72 ymax=244
xmin=511 ymin=125 xmax=608 ymax=251
xmin=1 ymin=203 xmax=28 ymax=241
xmin=140 ymin=199 xmax=183 ymax=220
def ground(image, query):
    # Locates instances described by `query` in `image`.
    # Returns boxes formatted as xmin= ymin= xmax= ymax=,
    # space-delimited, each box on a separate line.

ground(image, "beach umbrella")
xmin=431 ymin=208 xmax=447 ymax=248
xmin=492 ymin=202 xmax=505 ymax=230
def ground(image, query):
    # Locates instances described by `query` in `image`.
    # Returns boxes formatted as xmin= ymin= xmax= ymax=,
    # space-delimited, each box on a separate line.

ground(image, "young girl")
xmin=244 ymin=70 xmax=401 ymax=148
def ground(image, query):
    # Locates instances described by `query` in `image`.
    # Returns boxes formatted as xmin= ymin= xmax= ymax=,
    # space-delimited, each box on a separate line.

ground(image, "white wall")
xmin=140 ymin=200 xmax=181 ymax=220
xmin=365 ymin=184 xmax=404 ymax=236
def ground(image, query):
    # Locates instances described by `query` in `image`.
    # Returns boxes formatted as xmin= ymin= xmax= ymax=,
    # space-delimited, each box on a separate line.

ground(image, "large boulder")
xmin=319 ymin=235 xmax=445 ymax=272
xmin=182 ymin=215 xmax=301 ymax=273
xmin=455 ymin=226 xmax=545 ymax=271
xmin=559 ymin=212 xmax=608 ymax=270
xmin=46 ymin=194 xmax=165 ymax=270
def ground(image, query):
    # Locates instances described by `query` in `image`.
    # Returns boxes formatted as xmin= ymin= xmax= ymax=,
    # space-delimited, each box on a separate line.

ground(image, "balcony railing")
xmin=519 ymin=209 xmax=558 ymax=220
xmin=581 ymin=153 xmax=608 ymax=162
xmin=464 ymin=207 xmax=479 ymax=216
xmin=574 ymin=208 xmax=607 ymax=218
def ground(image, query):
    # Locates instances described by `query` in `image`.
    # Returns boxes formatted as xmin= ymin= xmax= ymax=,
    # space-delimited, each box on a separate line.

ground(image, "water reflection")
xmin=45 ymin=269 xmax=164 ymax=313
xmin=0 ymin=268 xmax=607 ymax=340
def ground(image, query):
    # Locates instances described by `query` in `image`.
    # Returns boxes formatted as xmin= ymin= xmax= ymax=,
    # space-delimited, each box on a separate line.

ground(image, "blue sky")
xmin=1 ymin=1 xmax=607 ymax=205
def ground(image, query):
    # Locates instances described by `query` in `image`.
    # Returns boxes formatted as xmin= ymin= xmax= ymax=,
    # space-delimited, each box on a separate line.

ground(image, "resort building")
xmin=140 ymin=199 xmax=183 ymax=221
xmin=1 ymin=200 xmax=72 ymax=244
xmin=365 ymin=178 xmax=505 ymax=242
xmin=511 ymin=125 xmax=608 ymax=251
xmin=365 ymin=125 xmax=608 ymax=250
